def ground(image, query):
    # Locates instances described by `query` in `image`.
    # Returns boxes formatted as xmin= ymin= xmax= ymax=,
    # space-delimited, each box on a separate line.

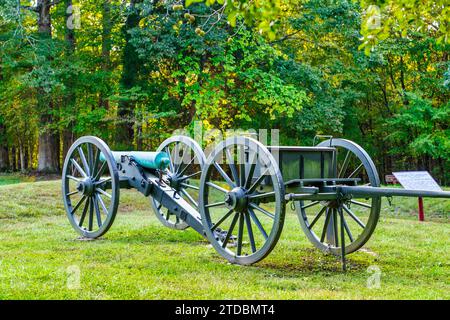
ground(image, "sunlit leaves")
xmin=186 ymin=0 xmax=281 ymax=40
xmin=359 ymin=0 xmax=450 ymax=52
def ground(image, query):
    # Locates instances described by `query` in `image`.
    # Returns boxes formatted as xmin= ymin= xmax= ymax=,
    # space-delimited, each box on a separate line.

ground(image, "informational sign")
xmin=392 ymin=171 xmax=442 ymax=222
xmin=393 ymin=171 xmax=442 ymax=192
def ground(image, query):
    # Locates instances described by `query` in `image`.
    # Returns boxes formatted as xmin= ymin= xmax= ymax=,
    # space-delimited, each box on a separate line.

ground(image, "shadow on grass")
xmin=88 ymin=227 xmax=207 ymax=246
xmin=255 ymin=248 xmax=370 ymax=275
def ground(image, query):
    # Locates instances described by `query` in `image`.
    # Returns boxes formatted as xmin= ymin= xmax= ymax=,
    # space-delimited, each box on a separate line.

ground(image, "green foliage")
xmin=129 ymin=0 xmax=306 ymax=132
xmin=186 ymin=0 xmax=281 ymax=40
xmin=387 ymin=94 xmax=449 ymax=179
xmin=360 ymin=0 xmax=450 ymax=53
xmin=0 ymin=0 xmax=448 ymax=183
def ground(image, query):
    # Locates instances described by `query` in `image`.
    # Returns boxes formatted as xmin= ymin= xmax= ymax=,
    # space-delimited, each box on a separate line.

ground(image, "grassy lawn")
xmin=0 ymin=177 xmax=448 ymax=299
xmin=0 ymin=173 xmax=35 ymax=186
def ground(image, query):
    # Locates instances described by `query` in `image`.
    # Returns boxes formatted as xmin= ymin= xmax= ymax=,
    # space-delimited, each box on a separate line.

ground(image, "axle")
xmin=339 ymin=185 xmax=450 ymax=199
xmin=285 ymin=184 xmax=450 ymax=201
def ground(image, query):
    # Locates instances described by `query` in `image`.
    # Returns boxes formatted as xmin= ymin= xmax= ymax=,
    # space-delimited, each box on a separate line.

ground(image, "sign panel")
xmin=392 ymin=171 xmax=442 ymax=192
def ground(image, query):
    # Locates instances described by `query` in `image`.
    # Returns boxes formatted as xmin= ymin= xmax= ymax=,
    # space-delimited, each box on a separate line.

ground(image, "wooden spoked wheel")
xmin=200 ymin=136 xmax=285 ymax=265
xmin=62 ymin=136 xmax=119 ymax=238
xmin=151 ymin=136 xmax=206 ymax=230
xmin=297 ymin=139 xmax=381 ymax=255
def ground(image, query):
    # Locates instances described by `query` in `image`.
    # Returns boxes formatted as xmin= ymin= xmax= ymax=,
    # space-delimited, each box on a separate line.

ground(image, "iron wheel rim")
xmin=151 ymin=135 xmax=206 ymax=230
xmin=297 ymin=138 xmax=381 ymax=255
xmin=200 ymin=136 xmax=285 ymax=265
xmin=62 ymin=136 xmax=119 ymax=238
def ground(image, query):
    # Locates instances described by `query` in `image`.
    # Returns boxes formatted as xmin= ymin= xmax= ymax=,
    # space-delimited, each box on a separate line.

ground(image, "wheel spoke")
xmin=248 ymin=207 xmax=268 ymax=240
xmin=225 ymin=148 xmax=240 ymax=186
xmin=165 ymin=146 xmax=175 ymax=173
xmin=340 ymin=208 xmax=354 ymax=242
xmin=222 ymin=213 xmax=239 ymax=248
xmin=95 ymin=177 xmax=112 ymax=185
xmin=342 ymin=204 xmax=366 ymax=229
xmin=333 ymin=209 xmax=339 ymax=247
xmin=247 ymin=168 xmax=270 ymax=194
xmin=78 ymin=147 xmax=90 ymax=176
xmin=178 ymin=153 xmax=197 ymax=176
xmin=87 ymin=143 xmax=95 ymax=174
xmin=349 ymin=200 xmax=372 ymax=209
xmin=244 ymin=161 xmax=257 ymax=189
xmin=214 ymin=162 xmax=236 ymax=188
xmin=96 ymin=188 xmax=112 ymax=199
xmin=181 ymin=182 xmax=199 ymax=190
xmin=78 ymin=198 xmax=89 ymax=227
xmin=338 ymin=150 xmax=351 ymax=178
xmin=173 ymin=142 xmax=182 ymax=173
xmin=239 ymin=163 xmax=246 ymax=188
xmin=71 ymin=158 xmax=88 ymax=178
xmin=71 ymin=196 xmax=87 ymax=215
xmin=206 ymin=182 xmax=229 ymax=194
xmin=93 ymin=161 xmax=107 ymax=181
xmin=67 ymin=175 xmax=81 ymax=183
xmin=249 ymin=203 xmax=275 ymax=219
xmin=301 ymin=201 xmax=320 ymax=210
xmin=339 ymin=208 xmax=346 ymax=257
xmin=180 ymin=171 xmax=202 ymax=181
xmin=244 ymin=211 xmax=257 ymax=253
xmin=175 ymin=144 xmax=188 ymax=174
xmin=248 ymin=191 xmax=275 ymax=200
xmin=238 ymin=145 xmax=246 ymax=187
xmin=88 ymin=197 xmax=94 ymax=231
xmin=211 ymin=209 xmax=234 ymax=232
xmin=96 ymin=193 xmax=109 ymax=215
xmin=181 ymin=189 xmax=198 ymax=208
xmin=348 ymin=163 xmax=364 ymax=179
xmin=308 ymin=205 xmax=327 ymax=230
xmin=66 ymin=190 xmax=78 ymax=197
xmin=92 ymin=148 xmax=100 ymax=178
xmin=320 ymin=208 xmax=331 ymax=242
xmin=93 ymin=196 xmax=102 ymax=227
xmin=236 ymin=213 xmax=244 ymax=255
xmin=205 ymin=201 xmax=226 ymax=209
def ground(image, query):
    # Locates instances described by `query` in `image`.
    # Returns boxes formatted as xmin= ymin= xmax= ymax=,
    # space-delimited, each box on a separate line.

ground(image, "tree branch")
xmin=20 ymin=5 xmax=40 ymax=13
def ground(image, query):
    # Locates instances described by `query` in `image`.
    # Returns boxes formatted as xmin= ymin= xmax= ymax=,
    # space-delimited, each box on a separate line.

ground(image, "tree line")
xmin=0 ymin=0 xmax=448 ymax=184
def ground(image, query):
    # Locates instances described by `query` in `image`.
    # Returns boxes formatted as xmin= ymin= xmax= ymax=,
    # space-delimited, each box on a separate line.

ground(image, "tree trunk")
xmin=0 ymin=123 xmax=9 ymax=171
xmin=28 ymin=141 xmax=33 ymax=170
xmin=62 ymin=0 xmax=76 ymax=161
xmin=0 ymin=57 xmax=8 ymax=171
xmin=11 ymin=146 xmax=16 ymax=171
xmin=116 ymin=0 xmax=142 ymax=149
xmin=37 ymin=0 xmax=60 ymax=173
xmin=24 ymin=145 xmax=29 ymax=171
xmin=99 ymin=0 xmax=112 ymax=110
xmin=19 ymin=142 xmax=26 ymax=172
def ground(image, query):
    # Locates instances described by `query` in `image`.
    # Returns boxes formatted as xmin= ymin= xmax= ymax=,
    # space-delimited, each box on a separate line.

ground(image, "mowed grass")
xmin=0 ymin=178 xmax=448 ymax=299
xmin=0 ymin=173 xmax=35 ymax=186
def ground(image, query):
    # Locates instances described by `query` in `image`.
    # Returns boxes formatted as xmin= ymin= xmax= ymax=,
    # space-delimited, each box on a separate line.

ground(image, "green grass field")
xmin=0 ymin=176 xmax=448 ymax=299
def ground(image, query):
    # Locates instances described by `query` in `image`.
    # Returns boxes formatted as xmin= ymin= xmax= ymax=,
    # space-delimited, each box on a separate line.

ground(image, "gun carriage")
xmin=62 ymin=135 xmax=450 ymax=267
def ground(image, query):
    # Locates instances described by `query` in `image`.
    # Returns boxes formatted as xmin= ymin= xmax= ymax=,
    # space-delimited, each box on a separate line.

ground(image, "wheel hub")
xmin=224 ymin=187 xmax=248 ymax=212
xmin=168 ymin=174 xmax=183 ymax=191
xmin=76 ymin=178 xmax=94 ymax=196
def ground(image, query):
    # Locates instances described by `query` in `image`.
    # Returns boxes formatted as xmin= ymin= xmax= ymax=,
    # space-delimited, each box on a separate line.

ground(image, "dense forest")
xmin=0 ymin=0 xmax=448 ymax=184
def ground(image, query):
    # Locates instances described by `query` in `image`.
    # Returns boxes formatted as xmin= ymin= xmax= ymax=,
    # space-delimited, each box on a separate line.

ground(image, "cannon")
xmin=61 ymin=135 xmax=450 ymax=267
